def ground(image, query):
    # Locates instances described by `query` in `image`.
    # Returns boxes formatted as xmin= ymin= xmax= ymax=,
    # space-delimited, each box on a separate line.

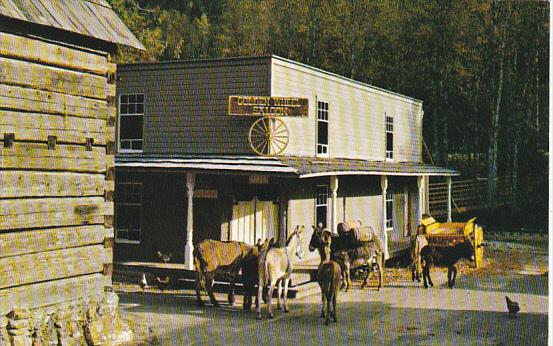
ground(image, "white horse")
xmin=257 ymin=225 xmax=305 ymax=319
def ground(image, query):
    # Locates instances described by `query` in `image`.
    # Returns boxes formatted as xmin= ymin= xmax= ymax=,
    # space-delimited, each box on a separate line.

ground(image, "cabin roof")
xmin=115 ymin=155 xmax=458 ymax=177
xmin=0 ymin=0 xmax=144 ymax=49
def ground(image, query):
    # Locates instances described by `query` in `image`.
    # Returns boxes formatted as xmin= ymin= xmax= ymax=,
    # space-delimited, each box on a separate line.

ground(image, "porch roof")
xmin=116 ymin=155 xmax=458 ymax=178
xmin=279 ymin=156 xmax=459 ymax=178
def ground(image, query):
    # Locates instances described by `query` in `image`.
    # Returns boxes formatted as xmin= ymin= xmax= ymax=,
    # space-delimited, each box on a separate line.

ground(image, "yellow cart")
xmin=419 ymin=216 xmax=484 ymax=268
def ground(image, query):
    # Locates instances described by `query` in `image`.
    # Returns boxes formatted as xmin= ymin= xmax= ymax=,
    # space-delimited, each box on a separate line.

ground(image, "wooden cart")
xmin=419 ymin=216 xmax=484 ymax=268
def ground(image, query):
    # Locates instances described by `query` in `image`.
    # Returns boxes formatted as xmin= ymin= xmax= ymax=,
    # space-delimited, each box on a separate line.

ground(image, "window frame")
xmin=118 ymin=93 xmax=144 ymax=153
xmin=315 ymin=184 xmax=329 ymax=228
xmin=385 ymin=190 xmax=394 ymax=231
xmin=115 ymin=181 xmax=143 ymax=244
xmin=385 ymin=113 xmax=394 ymax=160
xmin=316 ymin=100 xmax=329 ymax=156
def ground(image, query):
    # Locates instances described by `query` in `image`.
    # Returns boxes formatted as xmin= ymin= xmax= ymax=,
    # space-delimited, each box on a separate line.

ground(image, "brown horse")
xmin=194 ymin=239 xmax=256 ymax=307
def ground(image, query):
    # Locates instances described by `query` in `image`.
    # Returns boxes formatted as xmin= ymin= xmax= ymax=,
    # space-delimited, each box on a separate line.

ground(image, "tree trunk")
xmin=487 ymin=7 xmax=507 ymax=209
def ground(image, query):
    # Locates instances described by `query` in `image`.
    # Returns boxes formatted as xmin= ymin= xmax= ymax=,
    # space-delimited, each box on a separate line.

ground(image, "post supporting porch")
xmin=381 ymin=175 xmax=389 ymax=260
xmin=447 ymin=176 xmax=452 ymax=222
xmin=330 ymin=175 xmax=339 ymax=234
xmin=184 ymin=172 xmax=195 ymax=270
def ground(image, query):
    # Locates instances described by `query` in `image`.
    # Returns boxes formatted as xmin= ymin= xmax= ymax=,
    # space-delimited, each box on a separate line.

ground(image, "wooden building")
xmin=115 ymin=56 xmax=457 ymax=269
xmin=0 ymin=1 xmax=142 ymax=344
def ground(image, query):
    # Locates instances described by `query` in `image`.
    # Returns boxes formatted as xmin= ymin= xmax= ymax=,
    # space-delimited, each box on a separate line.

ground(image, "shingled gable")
xmin=0 ymin=0 xmax=144 ymax=49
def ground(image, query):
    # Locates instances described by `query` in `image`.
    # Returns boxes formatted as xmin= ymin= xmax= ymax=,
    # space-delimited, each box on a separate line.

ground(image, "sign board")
xmin=228 ymin=96 xmax=309 ymax=117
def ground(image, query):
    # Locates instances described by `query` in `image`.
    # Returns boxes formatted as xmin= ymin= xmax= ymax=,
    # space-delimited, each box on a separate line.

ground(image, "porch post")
xmin=330 ymin=175 xmax=338 ymax=234
xmin=447 ymin=176 xmax=452 ymax=222
xmin=417 ymin=176 xmax=424 ymax=225
xmin=184 ymin=172 xmax=195 ymax=270
xmin=381 ymin=176 xmax=389 ymax=260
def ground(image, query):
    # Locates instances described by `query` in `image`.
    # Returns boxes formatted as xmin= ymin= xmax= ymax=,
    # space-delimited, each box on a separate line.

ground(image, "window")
xmin=385 ymin=190 xmax=393 ymax=230
xmin=315 ymin=185 xmax=328 ymax=228
xmin=115 ymin=182 xmax=142 ymax=243
xmin=317 ymin=101 xmax=329 ymax=155
xmin=119 ymin=93 xmax=144 ymax=151
xmin=385 ymin=114 xmax=393 ymax=159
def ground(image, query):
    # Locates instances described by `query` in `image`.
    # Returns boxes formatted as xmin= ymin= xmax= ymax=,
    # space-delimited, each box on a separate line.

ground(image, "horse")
xmin=257 ymin=225 xmax=305 ymax=319
xmin=194 ymin=239 xmax=257 ymax=307
xmin=309 ymin=225 xmax=385 ymax=291
xmin=419 ymin=239 xmax=475 ymax=289
xmin=314 ymin=230 xmax=342 ymax=325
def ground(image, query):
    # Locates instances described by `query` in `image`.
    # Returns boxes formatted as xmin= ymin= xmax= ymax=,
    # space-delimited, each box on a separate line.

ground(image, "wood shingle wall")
xmin=0 ymin=31 xmax=115 ymax=315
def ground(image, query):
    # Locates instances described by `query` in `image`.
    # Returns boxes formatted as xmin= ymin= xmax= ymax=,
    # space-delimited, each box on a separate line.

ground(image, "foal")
xmin=316 ymin=231 xmax=341 ymax=325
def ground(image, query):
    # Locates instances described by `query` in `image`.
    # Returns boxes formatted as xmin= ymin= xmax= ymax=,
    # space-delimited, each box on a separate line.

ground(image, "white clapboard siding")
xmin=270 ymin=57 xmax=423 ymax=162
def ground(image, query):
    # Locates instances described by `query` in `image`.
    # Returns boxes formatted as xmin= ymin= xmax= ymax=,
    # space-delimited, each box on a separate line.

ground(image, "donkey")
xmin=419 ymin=239 xmax=475 ymax=289
xmin=257 ymin=226 xmax=305 ymax=319
xmin=194 ymin=239 xmax=256 ymax=307
xmin=315 ymin=230 xmax=342 ymax=325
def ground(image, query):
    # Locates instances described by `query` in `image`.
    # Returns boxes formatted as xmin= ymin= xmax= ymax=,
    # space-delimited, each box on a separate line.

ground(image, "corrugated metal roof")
xmin=0 ymin=0 xmax=144 ymax=49
xmin=279 ymin=156 xmax=459 ymax=178
xmin=116 ymin=156 xmax=299 ymax=176
xmin=116 ymin=155 xmax=458 ymax=177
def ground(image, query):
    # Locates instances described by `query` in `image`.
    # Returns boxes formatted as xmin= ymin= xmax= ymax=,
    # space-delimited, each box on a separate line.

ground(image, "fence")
xmin=429 ymin=176 xmax=514 ymax=217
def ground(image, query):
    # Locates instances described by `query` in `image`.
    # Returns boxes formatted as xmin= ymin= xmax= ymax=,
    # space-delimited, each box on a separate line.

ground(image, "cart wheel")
xmin=248 ymin=117 xmax=289 ymax=156
xmin=473 ymin=225 xmax=484 ymax=268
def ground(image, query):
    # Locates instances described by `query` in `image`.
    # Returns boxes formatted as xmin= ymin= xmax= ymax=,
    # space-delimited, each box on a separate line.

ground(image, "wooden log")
xmin=0 ymin=170 xmax=104 ymax=198
xmin=0 ymin=274 xmax=108 ymax=316
xmin=0 ymin=110 xmax=106 ymax=145
xmin=0 ymin=32 xmax=108 ymax=75
xmin=0 ymin=85 xmax=107 ymax=119
xmin=0 ymin=225 xmax=105 ymax=259
xmin=0 ymin=245 xmax=105 ymax=289
xmin=1 ymin=142 xmax=105 ymax=173
xmin=0 ymin=57 xmax=106 ymax=99
xmin=0 ymin=197 xmax=108 ymax=230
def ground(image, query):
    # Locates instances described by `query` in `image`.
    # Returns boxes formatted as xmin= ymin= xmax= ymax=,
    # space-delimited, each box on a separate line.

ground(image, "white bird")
xmin=140 ymin=273 xmax=149 ymax=290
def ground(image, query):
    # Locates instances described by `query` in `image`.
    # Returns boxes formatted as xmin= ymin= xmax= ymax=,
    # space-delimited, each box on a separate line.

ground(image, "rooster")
xmin=157 ymin=251 xmax=173 ymax=264
xmin=156 ymin=276 xmax=171 ymax=292
xmin=505 ymin=296 xmax=520 ymax=318
xmin=140 ymin=273 xmax=149 ymax=291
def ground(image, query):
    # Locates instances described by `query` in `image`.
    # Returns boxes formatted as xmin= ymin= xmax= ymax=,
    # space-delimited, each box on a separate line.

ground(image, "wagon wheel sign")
xmin=228 ymin=96 xmax=309 ymax=156
xmin=248 ymin=117 xmax=289 ymax=156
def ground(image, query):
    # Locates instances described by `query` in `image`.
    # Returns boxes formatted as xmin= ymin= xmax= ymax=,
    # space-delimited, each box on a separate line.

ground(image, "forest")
xmin=108 ymin=0 xmax=549 ymax=227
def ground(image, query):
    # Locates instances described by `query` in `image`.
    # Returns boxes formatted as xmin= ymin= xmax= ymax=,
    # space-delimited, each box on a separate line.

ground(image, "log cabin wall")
xmin=0 ymin=31 xmax=115 ymax=316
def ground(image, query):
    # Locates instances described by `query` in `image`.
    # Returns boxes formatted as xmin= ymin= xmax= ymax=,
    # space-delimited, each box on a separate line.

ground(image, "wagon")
xmin=419 ymin=216 xmax=484 ymax=268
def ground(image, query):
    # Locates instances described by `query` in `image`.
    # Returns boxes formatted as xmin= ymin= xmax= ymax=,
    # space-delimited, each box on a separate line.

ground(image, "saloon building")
xmin=115 ymin=55 xmax=457 ymax=268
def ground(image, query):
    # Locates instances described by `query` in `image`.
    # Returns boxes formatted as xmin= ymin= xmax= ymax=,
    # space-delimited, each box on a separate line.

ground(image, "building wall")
xmin=0 ymin=31 xmax=113 ymax=315
xmin=117 ymin=57 xmax=271 ymax=155
xmin=271 ymin=57 xmax=423 ymax=162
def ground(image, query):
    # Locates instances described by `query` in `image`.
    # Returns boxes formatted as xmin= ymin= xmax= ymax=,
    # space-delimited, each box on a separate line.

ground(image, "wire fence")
xmin=429 ymin=176 xmax=515 ymax=217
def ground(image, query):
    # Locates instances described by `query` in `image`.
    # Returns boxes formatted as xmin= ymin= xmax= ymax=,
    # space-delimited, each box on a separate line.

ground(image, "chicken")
xmin=157 ymin=251 xmax=173 ymax=264
xmin=140 ymin=273 xmax=149 ymax=290
xmin=505 ymin=296 xmax=520 ymax=317
xmin=156 ymin=276 xmax=171 ymax=292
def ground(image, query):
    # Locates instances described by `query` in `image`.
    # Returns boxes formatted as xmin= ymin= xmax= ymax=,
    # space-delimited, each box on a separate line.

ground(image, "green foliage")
xmin=108 ymin=0 xmax=548 ymax=211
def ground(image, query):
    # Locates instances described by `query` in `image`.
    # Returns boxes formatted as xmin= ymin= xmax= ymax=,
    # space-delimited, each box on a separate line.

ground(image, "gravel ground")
xmin=115 ymin=236 xmax=548 ymax=345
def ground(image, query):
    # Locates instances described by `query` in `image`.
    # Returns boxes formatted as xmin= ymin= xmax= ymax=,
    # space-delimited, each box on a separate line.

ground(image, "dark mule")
xmin=242 ymin=238 xmax=274 ymax=311
xmin=194 ymin=239 xmax=256 ymax=307
xmin=419 ymin=239 xmax=475 ymax=289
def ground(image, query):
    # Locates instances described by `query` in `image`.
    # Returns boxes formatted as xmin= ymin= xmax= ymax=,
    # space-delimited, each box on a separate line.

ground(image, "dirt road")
xmin=117 ymin=240 xmax=548 ymax=345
